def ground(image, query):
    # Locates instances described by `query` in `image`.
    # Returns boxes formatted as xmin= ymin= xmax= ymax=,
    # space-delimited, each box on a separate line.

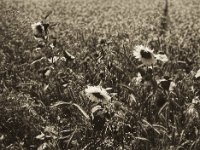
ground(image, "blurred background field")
xmin=0 ymin=0 xmax=200 ymax=149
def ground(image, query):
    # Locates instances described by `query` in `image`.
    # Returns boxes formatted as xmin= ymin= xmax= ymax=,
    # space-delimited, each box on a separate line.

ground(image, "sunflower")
xmin=133 ymin=45 xmax=168 ymax=65
xmin=85 ymin=86 xmax=111 ymax=102
xmin=31 ymin=21 xmax=49 ymax=41
xmin=133 ymin=45 xmax=156 ymax=66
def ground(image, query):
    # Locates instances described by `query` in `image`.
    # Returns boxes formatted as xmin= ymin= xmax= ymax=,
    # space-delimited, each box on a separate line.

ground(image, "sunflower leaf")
xmin=50 ymin=101 xmax=72 ymax=108
xmin=135 ymin=137 xmax=149 ymax=142
xmin=72 ymin=103 xmax=90 ymax=120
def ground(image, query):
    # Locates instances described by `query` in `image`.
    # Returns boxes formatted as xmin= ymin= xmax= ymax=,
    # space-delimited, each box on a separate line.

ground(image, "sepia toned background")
xmin=0 ymin=0 xmax=200 ymax=149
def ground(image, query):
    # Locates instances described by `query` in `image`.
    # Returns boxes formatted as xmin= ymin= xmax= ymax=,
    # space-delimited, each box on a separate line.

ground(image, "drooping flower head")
xmin=85 ymin=86 xmax=111 ymax=102
xmin=31 ymin=21 xmax=49 ymax=41
xmin=133 ymin=45 xmax=156 ymax=66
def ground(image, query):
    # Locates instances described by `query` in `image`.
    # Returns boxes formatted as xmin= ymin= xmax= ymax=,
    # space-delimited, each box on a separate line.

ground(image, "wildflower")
xmin=133 ymin=45 xmax=168 ymax=65
xmin=85 ymin=86 xmax=111 ymax=102
xmin=31 ymin=21 xmax=49 ymax=41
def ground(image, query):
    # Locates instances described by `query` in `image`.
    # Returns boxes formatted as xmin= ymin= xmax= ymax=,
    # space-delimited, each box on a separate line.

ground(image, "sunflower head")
xmin=133 ymin=45 xmax=156 ymax=66
xmin=85 ymin=86 xmax=111 ymax=103
xmin=31 ymin=21 xmax=49 ymax=41
xmin=140 ymin=49 xmax=152 ymax=59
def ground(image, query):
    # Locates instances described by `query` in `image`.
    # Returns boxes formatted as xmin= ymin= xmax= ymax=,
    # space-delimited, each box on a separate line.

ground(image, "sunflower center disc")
xmin=140 ymin=50 xmax=152 ymax=59
xmin=92 ymin=92 xmax=105 ymax=99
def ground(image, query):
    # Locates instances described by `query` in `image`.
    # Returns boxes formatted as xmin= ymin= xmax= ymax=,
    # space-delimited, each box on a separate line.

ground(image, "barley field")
xmin=0 ymin=0 xmax=200 ymax=149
